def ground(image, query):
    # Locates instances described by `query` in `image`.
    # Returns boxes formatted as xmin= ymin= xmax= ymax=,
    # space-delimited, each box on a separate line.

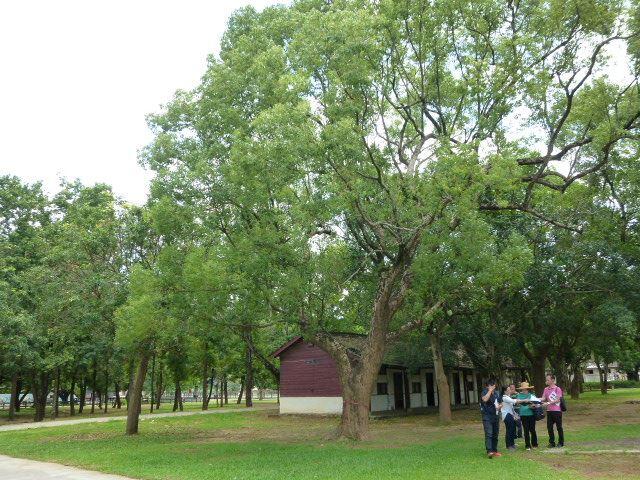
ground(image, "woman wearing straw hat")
xmin=515 ymin=381 xmax=542 ymax=450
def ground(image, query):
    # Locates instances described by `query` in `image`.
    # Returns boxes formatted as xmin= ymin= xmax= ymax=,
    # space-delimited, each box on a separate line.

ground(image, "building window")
xmin=376 ymin=382 xmax=388 ymax=395
xmin=411 ymin=382 xmax=421 ymax=394
xmin=587 ymin=369 xmax=594 ymax=374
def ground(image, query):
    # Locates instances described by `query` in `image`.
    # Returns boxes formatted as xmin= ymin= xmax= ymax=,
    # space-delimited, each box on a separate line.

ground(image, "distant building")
xmin=583 ymin=362 xmax=627 ymax=383
xmin=272 ymin=335 xmax=520 ymax=415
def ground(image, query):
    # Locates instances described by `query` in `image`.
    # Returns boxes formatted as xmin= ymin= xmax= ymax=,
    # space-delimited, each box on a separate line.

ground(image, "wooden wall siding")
xmin=279 ymin=341 xmax=343 ymax=397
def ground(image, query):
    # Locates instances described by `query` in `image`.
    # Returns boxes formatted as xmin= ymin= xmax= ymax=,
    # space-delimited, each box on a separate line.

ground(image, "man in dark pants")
xmin=542 ymin=374 xmax=565 ymax=447
xmin=480 ymin=379 xmax=501 ymax=458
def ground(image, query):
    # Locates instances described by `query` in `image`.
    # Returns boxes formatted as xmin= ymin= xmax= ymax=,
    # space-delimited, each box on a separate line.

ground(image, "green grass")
xmin=0 ymin=390 xmax=638 ymax=480
xmin=0 ymin=398 xmax=278 ymax=425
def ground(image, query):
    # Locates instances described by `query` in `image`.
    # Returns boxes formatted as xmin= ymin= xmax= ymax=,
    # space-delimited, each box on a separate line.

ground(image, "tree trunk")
xmin=115 ymin=382 xmax=122 ymax=409
xmin=125 ymin=352 xmax=150 ymax=435
xmin=90 ymin=364 xmax=97 ymax=414
xmin=103 ymin=367 xmax=109 ymax=414
xmin=8 ymin=374 xmax=18 ymax=420
xmin=245 ymin=342 xmax=254 ymax=408
xmin=430 ymin=333 xmax=452 ymax=424
xmin=149 ymin=353 xmax=155 ymax=414
xmin=202 ymin=359 xmax=210 ymax=411
xmin=70 ymin=374 xmax=76 ymax=416
xmin=14 ymin=377 xmax=23 ymax=412
xmin=126 ymin=361 xmax=135 ymax=411
xmin=224 ymin=375 xmax=228 ymax=405
xmin=597 ymin=361 xmax=609 ymax=394
xmin=569 ymin=363 xmax=582 ymax=400
xmin=529 ymin=356 xmax=547 ymax=397
xmin=53 ymin=368 xmax=61 ymax=418
xmin=32 ymin=372 xmax=49 ymax=422
xmin=173 ymin=381 xmax=182 ymax=412
xmin=79 ymin=377 xmax=87 ymax=413
xmin=237 ymin=379 xmax=244 ymax=404
xmin=155 ymin=365 xmax=163 ymax=410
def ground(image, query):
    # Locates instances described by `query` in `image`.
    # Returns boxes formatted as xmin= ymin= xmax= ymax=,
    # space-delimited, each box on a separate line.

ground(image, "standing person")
xmin=500 ymin=384 xmax=521 ymax=450
xmin=516 ymin=381 xmax=541 ymax=450
xmin=480 ymin=379 xmax=502 ymax=458
xmin=542 ymin=374 xmax=564 ymax=448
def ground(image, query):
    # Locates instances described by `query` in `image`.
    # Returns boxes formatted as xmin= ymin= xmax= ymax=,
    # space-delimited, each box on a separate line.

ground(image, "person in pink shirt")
xmin=542 ymin=374 xmax=564 ymax=448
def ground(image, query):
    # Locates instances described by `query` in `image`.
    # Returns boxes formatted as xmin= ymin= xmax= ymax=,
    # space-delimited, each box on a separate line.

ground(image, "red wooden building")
xmin=272 ymin=334 xmax=488 ymax=415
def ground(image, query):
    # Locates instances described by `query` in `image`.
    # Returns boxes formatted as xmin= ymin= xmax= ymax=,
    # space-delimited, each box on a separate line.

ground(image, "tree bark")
xmin=32 ymin=372 xmax=49 ymax=422
xmin=90 ymin=363 xmax=97 ymax=414
xmin=202 ymin=358 xmax=210 ymax=411
xmin=115 ymin=382 xmax=122 ymax=409
xmin=125 ymin=352 xmax=150 ymax=435
xmin=245 ymin=340 xmax=254 ymax=408
xmin=224 ymin=375 xmax=228 ymax=405
xmin=149 ymin=353 xmax=155 ymax=414
xmin=237 ymin=379 xmax=244 ymax=404
xmin=53 ymin=368 xmax=61 ymax=418
xmin=173 ymin=381 xmax=182 ymax=412
xmin=529 ymin=356 xmax=547 ymax=397
xmin=13 ymin=377 xmax=23 ymax=412
xmin=126 ymin=361 xmax=135 ymax=411
xmin=430 ymin=333 xmax=452 ymax=423
xmin=79 ymin=376 xmax=86 ymax=414
xmin=70 ymin=373 xmax=76 ymax=416
xmin=155 ymin=364 xmax=163 ymax=410
xmin=103 ymin=367 xmax=109 ymax=414
xmin=569 ymin=362 xmax=582 ymax=400
xmin=8 ymin=374 xmax=18 ymax=420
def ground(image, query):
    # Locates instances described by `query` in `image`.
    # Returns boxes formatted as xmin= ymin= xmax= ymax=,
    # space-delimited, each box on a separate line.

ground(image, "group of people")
xmin=480 ymin=374 xmax=565 ymax=458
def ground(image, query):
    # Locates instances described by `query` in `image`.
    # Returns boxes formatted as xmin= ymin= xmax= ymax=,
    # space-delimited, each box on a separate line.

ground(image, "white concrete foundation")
xmin=279 ymin=396 xmax=343 ymax=414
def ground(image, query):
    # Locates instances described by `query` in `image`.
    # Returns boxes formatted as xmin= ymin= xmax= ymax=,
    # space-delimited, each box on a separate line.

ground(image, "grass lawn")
xmin=0 ymin=389 xmax=638 ymax=480
xmin=0 ymin=398 xmax=278 ymax=425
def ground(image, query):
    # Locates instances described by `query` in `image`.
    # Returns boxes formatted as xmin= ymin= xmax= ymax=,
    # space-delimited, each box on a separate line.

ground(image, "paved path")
xmin=0 ymin=455 xmax=135 ymax=480
xmin=0 ymin=404 xmax=277 ymax=432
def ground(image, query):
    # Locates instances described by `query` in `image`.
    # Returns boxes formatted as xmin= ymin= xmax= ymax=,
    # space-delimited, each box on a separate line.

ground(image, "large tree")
xmin=142 ymin=0 xmax=640 ymax=439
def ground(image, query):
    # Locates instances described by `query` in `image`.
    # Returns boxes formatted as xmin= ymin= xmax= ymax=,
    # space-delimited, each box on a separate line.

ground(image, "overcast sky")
xmin=0 ymin=0 xmax=283 ymax=205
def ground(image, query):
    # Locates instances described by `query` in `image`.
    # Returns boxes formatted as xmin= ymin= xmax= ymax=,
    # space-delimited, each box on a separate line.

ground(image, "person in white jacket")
xmin=500 ymin=384 xmax=522 ymax=450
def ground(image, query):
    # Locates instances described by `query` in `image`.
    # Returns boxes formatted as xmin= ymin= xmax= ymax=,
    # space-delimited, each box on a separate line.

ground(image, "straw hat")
xmin=517 ymin=381 xmax=534 ymax=391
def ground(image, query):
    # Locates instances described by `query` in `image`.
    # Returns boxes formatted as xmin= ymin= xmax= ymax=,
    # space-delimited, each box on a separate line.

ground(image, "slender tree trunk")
xmin=14 ymin=378 xmax=23 ymax=412
xmin=90 ymin=363 xmax=97 ymax=414
xmin=53 ymin=368 xmax=61 ymax=418
xmin=569 ymin=363 xmax=582 ymax=400
xmin=70 ymin=373 xmax=76 ymax=416
xmin=115 ymin=382 xmax=122 ymax=409
xmin=597 ymin=361 xmax=609 ymax=394
xmin=8 ymin=374 xmax=18 ymax=420
xmin=155 ymin=364 xmax=163 ymax=410
xmin=125 ymin=352 xmax=150 ymax=435
xmin=430 ymin=333 xmax=452 ymax=423
xmin=206 ymin=370 xmax=215 ymax=408
xmin=173 ymin=381 xmax=182 ymax=412
xmin=237 ymin=379 xmax=244 ymax=404
xmin=224 ymin=375 xmax=228 ymax=405
xmin=149 ymin=353 xmax=155 ymax=414
xmin=202 ymin=358 xmax=210 ymax=410
xmin=103 ymin=367 xmax=109 ymax=414
xmin=126 ymin=361 xmax=135 ymax=411
xmin=79 ymin=377 xmax=87 ymax=414
xmin=245 ymin=340 xmax=254 ymax=407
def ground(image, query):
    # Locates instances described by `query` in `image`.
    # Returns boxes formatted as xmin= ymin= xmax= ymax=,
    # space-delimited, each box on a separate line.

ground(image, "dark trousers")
xmin=516 ymin=416 xmax=523 ymax=437
xmin=482 ymin=415 xmax=500 ymax=453
xmin=503 ymin=413 xmax=516 ymax=448
xmin=547 ymin=411 xmax=564 ymax=446
xmin=521 ymin=415 xmax=538 ymax=448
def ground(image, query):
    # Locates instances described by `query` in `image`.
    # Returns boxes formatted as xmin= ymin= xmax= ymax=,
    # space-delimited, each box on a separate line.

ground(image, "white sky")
xmin=0 ymin=2 xmax=632 ymax=206
xmin=0 ymin=0 xmax=283 ymax=205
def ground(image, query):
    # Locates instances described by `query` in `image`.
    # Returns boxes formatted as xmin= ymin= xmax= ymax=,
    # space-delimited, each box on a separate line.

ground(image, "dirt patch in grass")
xmin=541 ymin=452 xmax=640 ymax=478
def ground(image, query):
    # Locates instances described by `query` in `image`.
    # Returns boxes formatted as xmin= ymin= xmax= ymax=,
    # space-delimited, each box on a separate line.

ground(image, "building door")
xmin=453 ymin=371 xmax=462 ymax=405
xmin=425 ymin=372 xmax=436 ymax=406
xmin=393 ymin=372 xmax=405 ymax=410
